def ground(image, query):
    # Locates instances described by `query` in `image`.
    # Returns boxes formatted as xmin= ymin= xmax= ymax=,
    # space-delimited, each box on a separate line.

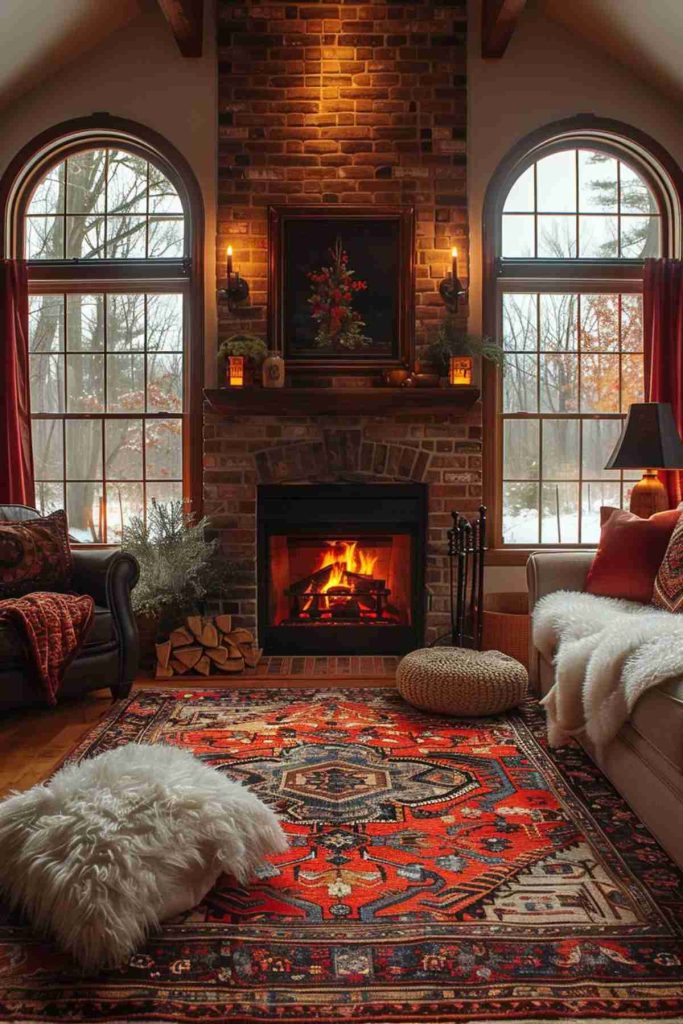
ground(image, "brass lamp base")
xmin=629 ymin=469 xmax=669 ymax=518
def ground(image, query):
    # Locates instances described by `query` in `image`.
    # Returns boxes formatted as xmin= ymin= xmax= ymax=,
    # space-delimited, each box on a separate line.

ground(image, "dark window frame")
xmin=482 ymin=116 xmax=683 ymax=563
xmin=0 ymin=115 xmax=205 ymax=538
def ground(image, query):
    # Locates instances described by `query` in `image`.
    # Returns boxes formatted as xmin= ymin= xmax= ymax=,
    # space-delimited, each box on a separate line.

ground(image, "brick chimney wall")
xmin=216 ymin=0 xmax=470 ymax=362
xmin=208 ymin=1 xmax=482 ymax=646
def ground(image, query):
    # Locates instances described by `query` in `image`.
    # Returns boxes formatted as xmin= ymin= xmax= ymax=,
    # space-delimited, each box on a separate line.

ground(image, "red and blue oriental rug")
xmin=0 ymin=687 xmax=681 ymax=1022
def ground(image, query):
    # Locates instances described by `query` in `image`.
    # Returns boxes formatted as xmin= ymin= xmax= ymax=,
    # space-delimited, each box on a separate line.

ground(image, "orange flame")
xmin=316 ymin=540 xmax=378 ymax=595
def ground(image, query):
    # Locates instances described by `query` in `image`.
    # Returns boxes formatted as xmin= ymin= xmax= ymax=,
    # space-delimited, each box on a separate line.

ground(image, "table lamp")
xmin=604 ymin=402 xmax=683 ymax=518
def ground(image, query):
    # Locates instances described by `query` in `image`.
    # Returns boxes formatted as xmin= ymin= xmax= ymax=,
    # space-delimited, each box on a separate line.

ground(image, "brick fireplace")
xmin=208 ymin=0 xmax=480 ymax=653
xmin=204 ymin=399 xmax=482 ymax=647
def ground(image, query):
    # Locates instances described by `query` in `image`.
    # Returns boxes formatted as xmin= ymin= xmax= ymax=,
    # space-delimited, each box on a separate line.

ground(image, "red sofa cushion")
xmin=0 ymin=510 xmax=72 ymax=600
xmin=585 ymin=506 xmax=681 ymax=604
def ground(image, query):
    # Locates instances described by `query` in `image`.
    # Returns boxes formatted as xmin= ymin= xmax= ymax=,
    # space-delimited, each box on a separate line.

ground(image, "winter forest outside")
xmin=26 ymin=148 xmax=185 ymax=542
xmin=499 ymin=148 xmax=658 ymax=544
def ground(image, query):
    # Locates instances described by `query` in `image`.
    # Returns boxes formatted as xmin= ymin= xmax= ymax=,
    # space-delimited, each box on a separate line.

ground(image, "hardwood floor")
xmin=0 ymin=673 xmax=396 ymax=799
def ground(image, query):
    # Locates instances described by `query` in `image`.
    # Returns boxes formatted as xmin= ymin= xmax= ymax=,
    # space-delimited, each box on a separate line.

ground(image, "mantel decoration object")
xmin=269 ymin=206 xmax=415 ymax=377
xmin=605 ymin=402 xmax=683 ymax=518
xmin=218 ymin=335 xmax=268 ymax=388
xmin=262 ymin=349 xmax=285 ymax=389
xmin=449 ymin=356 xmax=473 ymax=386
xmin=227 ymin=356 xmax=244 ymax=387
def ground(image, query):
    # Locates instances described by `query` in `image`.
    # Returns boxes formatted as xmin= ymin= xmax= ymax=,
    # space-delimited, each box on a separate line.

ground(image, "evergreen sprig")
xmin=122 ymin=500 xmax=231 ymax=621
xmin=425 ymin=316 xmax=505 ymax=376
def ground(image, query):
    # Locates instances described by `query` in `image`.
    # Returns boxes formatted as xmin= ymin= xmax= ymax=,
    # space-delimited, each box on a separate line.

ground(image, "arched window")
xmin=1 ymin=117 xmax=203 ymax=542
xmin=483 ymin=118 xmax=682 ymax=551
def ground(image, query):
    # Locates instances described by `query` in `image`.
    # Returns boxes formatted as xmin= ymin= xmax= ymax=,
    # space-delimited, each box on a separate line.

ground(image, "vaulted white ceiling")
xmin=0 ymin=0 xmax=681 ymax=115
xmin=538 ymin=0 xmax=683 ymax=106
xmin=0 ymin=0 xmax=139 ymax=111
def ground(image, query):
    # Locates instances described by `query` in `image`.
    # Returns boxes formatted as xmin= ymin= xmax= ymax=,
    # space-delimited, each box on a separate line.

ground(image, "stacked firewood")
xmin=154 ymin=615 xmax=262 ymax=679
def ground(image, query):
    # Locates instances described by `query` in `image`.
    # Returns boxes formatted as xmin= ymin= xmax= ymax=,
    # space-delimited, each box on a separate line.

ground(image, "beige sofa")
xmin=527 ymin=550 xmax=683 ymax=867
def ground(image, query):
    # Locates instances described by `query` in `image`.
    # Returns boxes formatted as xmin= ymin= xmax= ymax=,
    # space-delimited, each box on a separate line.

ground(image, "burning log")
xmin=154 ymin=615 xmax=262 ymax=678
xmin=284 ymin=564 xmax=393 ymax=624
xmin=287 ymin=563 xmax=336 ymax=595
xmin=345 ymin=570 xmax=385 ymax=593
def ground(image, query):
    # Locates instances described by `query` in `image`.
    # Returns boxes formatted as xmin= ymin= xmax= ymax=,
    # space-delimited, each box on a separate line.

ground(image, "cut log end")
xmin=155 ymin=641 xmax=172 ymax=670
xmin=169 ymin=626 xmax=194 ymax=649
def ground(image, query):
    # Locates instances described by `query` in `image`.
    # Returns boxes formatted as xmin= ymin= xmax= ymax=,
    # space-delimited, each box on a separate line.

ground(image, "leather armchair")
xmin=0 ymin=505 xmax=140 ymax=709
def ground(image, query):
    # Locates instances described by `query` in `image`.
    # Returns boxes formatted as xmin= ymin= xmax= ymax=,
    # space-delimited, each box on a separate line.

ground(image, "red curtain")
xmin=0 ymin=260 xmax=35 ymax=507
xmin=644 ymin=257 xmax=683 ymax=508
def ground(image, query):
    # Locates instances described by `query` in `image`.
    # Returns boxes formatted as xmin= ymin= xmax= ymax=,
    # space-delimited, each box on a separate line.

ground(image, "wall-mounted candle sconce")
xmin=225 ymin=245 xmax=250 ymax=311
xmin=438 ymin=246 xmax=467 ymax=312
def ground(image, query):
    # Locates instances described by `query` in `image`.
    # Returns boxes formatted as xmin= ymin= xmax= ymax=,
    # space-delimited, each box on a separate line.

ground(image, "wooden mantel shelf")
xmin=204 ymin=386 xmax=480 ymax=417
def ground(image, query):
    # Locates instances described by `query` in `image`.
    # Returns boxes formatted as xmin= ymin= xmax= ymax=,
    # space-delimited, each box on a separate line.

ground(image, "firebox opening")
xmin=257 ymin=483 xmax=426 ymax=655
xmin=269 ymin=534 xmax=412 ymax=628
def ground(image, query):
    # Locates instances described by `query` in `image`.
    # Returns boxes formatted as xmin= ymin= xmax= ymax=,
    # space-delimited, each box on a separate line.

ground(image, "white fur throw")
xmin=533 ymin=590 xmax=683 ymax=751
xmin=0 ymin=743 xmax=287 ymax=972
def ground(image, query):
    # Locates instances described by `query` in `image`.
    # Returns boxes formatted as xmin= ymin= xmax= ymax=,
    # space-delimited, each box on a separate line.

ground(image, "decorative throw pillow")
xmin=653 ymin=514 xmax=683 ymax=612
xmin=0 ymin=743 xmax=288 ymax=972
xmin=0 ymin=510 xmax=72 ymax=599
xmin=585 ymin=506 xmax=681 ymax=604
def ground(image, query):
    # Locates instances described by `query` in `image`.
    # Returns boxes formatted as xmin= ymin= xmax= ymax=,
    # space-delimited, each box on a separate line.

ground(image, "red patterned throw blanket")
xmin=0 ymin=592 xmax=94 ymax=704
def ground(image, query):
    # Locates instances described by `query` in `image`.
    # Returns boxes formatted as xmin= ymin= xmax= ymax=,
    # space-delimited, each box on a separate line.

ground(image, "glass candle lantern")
xmin=227 ymin=355 xmax=245 ymax=387
xmin=449 ymin=355 xmax=473 ymax=386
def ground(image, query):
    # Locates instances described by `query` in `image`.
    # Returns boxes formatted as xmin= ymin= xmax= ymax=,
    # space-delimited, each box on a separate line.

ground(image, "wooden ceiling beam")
xmin=481 ymin=0 xmax=527 ymax=59
xmin=157 ymin=0 xmax=203 ymax=58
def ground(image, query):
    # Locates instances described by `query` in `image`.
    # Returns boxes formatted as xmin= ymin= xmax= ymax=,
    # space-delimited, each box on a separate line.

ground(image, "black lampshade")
xmin=605 ymin=402 xmax=683 ymax=470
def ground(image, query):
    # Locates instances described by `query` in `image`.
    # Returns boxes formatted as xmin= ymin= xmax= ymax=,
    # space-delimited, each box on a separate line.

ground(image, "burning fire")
xmin=316 ymin=540 xmax=378 ymax=593
xmin=277 ymin=534 xmax=402 ymax=626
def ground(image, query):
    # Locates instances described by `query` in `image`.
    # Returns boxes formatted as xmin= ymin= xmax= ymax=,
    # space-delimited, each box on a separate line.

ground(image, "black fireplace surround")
xmin=257 ymin=483 xmax=427 ymax=655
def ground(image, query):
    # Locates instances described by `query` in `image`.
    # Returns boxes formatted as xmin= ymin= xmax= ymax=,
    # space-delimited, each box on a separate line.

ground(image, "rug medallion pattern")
xmin=0 ymin=688 xmax=681 ymax=1022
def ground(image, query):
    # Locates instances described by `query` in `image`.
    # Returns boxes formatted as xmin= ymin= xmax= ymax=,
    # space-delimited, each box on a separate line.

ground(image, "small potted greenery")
xmin=425 ymin=315 xmax=504 ymax=384
xmin=218 ymin=333 xmax=268 ymax=386
xmin=122 ymin=500 xmax=232 ymax=666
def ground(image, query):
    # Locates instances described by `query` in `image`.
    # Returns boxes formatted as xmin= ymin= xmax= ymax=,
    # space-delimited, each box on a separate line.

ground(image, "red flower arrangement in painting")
xmin=307 ymin=237 xmax=370 ymax=351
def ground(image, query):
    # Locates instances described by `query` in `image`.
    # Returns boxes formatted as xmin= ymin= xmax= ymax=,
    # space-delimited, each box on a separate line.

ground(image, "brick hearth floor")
xmin=245 ymin=655 xmax=399 ymax=679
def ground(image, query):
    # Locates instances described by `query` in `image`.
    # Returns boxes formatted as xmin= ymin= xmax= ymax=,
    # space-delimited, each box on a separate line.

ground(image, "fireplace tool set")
xmin=442 ymin=505 xmax=487 ymax=649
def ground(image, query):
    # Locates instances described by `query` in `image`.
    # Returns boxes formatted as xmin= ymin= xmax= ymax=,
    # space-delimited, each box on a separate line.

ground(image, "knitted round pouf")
xmin=397 ymin=647 xmax=528 ymax=716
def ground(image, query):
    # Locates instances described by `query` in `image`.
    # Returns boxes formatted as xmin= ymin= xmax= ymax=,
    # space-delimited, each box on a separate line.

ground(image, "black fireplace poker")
xmin=443 ymin=505 xmax=486 ymax=649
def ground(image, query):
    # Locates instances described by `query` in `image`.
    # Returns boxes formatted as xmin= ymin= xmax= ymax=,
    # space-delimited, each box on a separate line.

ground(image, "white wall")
xmin=469 ymin=0 xmax=683 ymax=592
xmin=468 ymin=0 xmax=683 ymax=334
xmin=0 ymin=0 xmax=217 ymax=378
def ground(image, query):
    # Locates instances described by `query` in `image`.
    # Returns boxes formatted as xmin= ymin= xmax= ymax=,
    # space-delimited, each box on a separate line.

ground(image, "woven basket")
xmin=397 ymin=647 xmax=528 ymax=717
xmin=482 ymin=592 xmax=530 ymax=669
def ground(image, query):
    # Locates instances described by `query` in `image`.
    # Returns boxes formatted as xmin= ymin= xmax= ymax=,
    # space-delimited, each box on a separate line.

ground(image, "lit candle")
xmin=227 ymin=244 xmax=233 ymax=278
xmin=451 ymin=246 xmax=458 ymax=280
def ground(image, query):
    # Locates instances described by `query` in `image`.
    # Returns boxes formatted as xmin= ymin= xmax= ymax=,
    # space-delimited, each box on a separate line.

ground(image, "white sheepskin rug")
xmin=0 ymin=743 xmax=288 ymax=972
xmin=533 ymin=590 xmax=683 ymax=751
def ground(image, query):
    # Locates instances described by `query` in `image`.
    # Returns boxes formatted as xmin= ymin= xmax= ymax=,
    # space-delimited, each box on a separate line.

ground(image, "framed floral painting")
xmin=268 ymin=206 xmax=415 ymax=374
